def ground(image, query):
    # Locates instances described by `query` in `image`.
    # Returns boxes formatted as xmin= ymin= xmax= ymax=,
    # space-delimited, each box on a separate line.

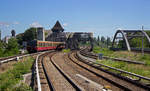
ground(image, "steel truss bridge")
xmin=66 ymin=32 xmax=93 ymax=50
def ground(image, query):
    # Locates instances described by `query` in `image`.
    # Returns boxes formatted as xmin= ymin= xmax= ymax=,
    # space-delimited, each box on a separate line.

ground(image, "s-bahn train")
xmin=27 ymin=40 xmax=65 ymax=53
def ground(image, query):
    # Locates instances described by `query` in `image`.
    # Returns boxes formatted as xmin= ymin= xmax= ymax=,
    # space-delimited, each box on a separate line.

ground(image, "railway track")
xmin=77 ymin=49 xmax=150 ymax=91
xmin=80 ymin=48 xmax=145 ymax=65
xmin=36 ymin=51 xmax=82 ymax=91
xmin=35 ymin=49 xmax=150 ymax=91
xmin=51 ymin=51 xmax=122 ymax=90
xmin=0 ymin=52 xmax=41 ymax=64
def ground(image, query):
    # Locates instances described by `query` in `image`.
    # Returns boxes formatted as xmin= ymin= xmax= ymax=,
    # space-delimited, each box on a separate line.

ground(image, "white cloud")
xmin=0 ymin=21 xmax=20 ymax=28
xmin=0 ymin=22 xmax=10 ymax=26
xmin=13 ymin=21 xmax=19 ymax=25
xmin=30 ymin=22 xmax=42 ymax=28
xmin=63 ymin=23 xmax=68 ymax=27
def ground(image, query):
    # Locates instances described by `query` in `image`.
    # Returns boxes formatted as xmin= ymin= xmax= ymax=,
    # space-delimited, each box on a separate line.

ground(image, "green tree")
xmin=0 ymin=41 xmax=4 ymax=57
xmin=5 ymin=38 xmax=19 ymax=55
xmin=106 ymin=37 xmax=111 ymax=47
xmin=101 ymin=36 xmax=105 ymax=43
xmin=97 ymin=36 xmax=100 ymax=46
xmin=23 ymin=28 xmax=37 ymax=42
xmin=16 ymin=33 xmax=24 ymax=45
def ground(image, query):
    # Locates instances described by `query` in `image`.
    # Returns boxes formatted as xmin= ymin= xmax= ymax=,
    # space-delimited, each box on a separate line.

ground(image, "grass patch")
xmin=13 ymin=83 xmax=32 ymax=91
xmin=93 ymin=46 xmax=150 ymax=65
xmin=96 ymin=59 xmax=150 ymax=78
xmin=93 ymin=46 xmax=113 ymax=56
xmin=0 ymin=57 xmax=34 ymax=91
xmin=62 ymin=49 xmax=70 ymax=53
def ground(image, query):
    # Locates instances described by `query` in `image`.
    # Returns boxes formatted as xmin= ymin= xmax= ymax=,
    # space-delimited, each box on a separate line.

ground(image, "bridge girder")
xmin=66 ymin=32 xmax=93 ymax=50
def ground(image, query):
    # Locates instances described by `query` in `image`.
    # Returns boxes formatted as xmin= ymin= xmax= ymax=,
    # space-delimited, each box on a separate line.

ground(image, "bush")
xmin=0 ymin=57 xmax=34 ymax=90
xmin=13 ymin=83 xmax=32 ymax=91
xmin=62 ymin=49 xmax=70 ymax=53
xmin=0 ymin=38 xmax=19 ymax=57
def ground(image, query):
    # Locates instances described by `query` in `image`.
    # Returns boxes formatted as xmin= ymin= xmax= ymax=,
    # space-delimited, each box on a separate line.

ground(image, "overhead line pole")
xmin=142 ymin=26 xmax=144 ymax=56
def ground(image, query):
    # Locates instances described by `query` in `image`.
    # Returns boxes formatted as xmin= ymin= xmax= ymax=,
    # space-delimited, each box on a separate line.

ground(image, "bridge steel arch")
xmin=140 ymin=30 xmax=150 ymax=43
xmin=112 ymin=30 xmax=150 ymax=51
xmin=112 ymin=30 xmax=131 ymax=51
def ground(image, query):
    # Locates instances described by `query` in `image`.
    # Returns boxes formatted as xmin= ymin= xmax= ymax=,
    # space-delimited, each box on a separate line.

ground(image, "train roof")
xmin=37 ymin=40 xmax=65 ymax=43
xmin=29 ymin=40 xmax=65 ymax=44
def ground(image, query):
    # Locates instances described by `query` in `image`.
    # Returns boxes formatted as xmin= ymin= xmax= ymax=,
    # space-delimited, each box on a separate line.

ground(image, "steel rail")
xmin=0 ymin=51 xmax=52 ymax=64
xmin=50 ymin=52 xmax=82 ymax=91
xmin=41 ymin=51 xmax=56 ymax=91
xmin=68 ymin=51 xmax=130 ymax=90
xmin=35 ymin=51 xmax=55 ymax=91
xmin=80 ymin=50 xmax=145 ymax=64
xmin=77 ymin=51 xmax=150 ymax=90
xmin=36 ymin=54 xmax=42 ymax=91
xmin=0 ymin=52 xmax=39 ymax=64
xmin=79 ymin=50 xmax=150 ymax=81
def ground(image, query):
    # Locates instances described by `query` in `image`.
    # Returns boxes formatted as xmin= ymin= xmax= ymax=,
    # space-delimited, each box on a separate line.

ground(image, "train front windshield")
xmin=27 ymin=40 xmax=37 ymax=47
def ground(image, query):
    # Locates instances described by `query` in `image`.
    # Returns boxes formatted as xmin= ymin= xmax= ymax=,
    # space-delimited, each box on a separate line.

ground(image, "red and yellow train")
xmin=27 ymin=40 xmax=65 ymax=53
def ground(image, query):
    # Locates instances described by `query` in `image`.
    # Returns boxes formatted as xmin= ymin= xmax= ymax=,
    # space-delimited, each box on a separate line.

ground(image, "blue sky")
xmin=0 ymin=0 xmax=150 ymax=38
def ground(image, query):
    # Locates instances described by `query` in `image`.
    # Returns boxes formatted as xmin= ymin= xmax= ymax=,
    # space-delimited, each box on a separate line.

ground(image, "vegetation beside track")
xmin=93 ymin=46 xmax=150 ymax=78
xmin=62 ymin=49 xmax=71 ymax=53
xmin=0 ymin=38 xmax=19 ymax=57
xmin=93 ymin=46 xmax=150 ymax=66
xmin=0 ymin=57 xmax=34 ymax=91
xmin=96 ymin=60 xmax=150 ymax=78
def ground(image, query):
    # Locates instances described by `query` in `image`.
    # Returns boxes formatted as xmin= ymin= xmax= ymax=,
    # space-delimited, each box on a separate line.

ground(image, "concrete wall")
xmin=37 ymin=27 xmax=45 ymax=41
